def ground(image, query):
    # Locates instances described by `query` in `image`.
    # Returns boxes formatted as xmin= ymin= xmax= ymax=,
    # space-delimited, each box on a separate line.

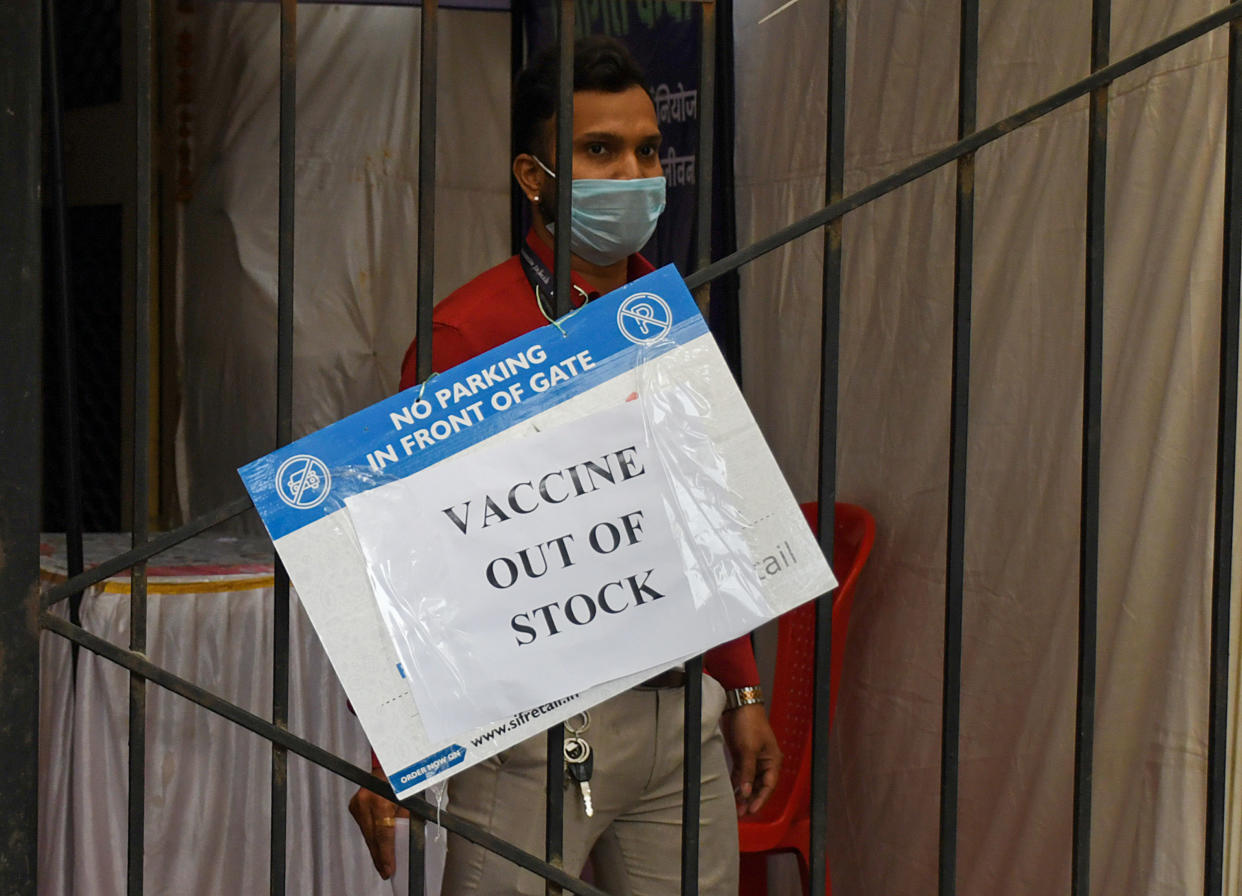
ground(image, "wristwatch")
xmin=724 ymin=685 xmax=764 ymax=711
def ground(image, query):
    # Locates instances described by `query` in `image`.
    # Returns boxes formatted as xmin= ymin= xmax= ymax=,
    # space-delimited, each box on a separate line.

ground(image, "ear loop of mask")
xmin=529 ymin=157 xmax=590 ymax=326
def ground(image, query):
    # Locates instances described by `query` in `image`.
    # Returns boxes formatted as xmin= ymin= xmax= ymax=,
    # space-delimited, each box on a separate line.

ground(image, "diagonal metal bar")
xmin=1073 ymin=2 xmax=1109 ymax=895
xmin=40 ymin=495 xmax=254 ymax=608
xmin=1205 ymin=14 xmax=1242 ymax=896
xmin=685 ymin=0 xmax=1242 ymax=293
xmin=38 ymin=612 xmax=611 ymax=896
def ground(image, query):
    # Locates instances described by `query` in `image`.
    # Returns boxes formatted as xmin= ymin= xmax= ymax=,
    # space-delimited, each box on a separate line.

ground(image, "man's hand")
xmin=718 ymin=703 xmax=783 ymax=817
xmin=348 ymin=783 xmax=410 ymax=879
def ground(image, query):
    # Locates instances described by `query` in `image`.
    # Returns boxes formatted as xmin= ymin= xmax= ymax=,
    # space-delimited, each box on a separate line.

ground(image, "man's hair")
xmin=513 ymin=36 xmax=650 ymax=159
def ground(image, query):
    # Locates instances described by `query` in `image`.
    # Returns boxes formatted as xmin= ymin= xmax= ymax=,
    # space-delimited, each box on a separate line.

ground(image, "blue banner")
xmin=238 ymin=266 xmax=708 ymax=541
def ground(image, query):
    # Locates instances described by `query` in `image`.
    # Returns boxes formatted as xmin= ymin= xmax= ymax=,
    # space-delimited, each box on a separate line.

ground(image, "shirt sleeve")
xmin=704 ymin=635 xmax=760 ymax=689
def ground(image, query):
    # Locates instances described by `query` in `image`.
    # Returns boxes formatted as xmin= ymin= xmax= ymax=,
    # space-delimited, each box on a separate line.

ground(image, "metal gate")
xmin=1 ymin=1 xmax=1238 ymax=894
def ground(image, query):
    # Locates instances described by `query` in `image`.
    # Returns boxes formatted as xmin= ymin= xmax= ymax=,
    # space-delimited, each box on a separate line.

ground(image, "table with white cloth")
xmin=37 ymin=532 xmax=424 ymax=896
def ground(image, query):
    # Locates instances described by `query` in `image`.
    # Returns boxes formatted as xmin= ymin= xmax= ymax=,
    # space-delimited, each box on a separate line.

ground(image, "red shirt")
xmin=398 ymin=230 xmax=759 ymax=689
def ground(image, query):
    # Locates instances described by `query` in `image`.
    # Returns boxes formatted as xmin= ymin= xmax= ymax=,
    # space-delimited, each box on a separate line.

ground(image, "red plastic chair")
xmin=737 ymin=502 xmax=876 ymax=896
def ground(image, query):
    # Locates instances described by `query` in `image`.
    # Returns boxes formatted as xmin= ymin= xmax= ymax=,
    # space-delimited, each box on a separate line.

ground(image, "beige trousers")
xmin=441 ymin=676 xmax=739 ymax=895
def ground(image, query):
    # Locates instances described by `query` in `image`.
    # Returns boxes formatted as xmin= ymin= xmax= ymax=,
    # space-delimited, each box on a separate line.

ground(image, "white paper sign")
xmin=238 ymin=266 xmax=837 ymax=798
xmin=348 ymin=402 xmax=709 ymax=738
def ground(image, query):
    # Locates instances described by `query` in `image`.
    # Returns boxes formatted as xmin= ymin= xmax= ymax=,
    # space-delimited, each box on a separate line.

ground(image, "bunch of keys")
xmin=564 ymin=712 xmax=594 ymax=817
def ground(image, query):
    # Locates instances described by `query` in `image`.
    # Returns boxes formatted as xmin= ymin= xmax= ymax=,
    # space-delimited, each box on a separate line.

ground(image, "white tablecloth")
xmin=37 ymin=533 xmax=421 ymax=896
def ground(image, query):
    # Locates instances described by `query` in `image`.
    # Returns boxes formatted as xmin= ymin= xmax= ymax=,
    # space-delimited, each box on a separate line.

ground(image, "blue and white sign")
xmin=240 ymin=266 xmax=707 ymax=542
xmin=239 ymin=266 xmax=834 ymax=798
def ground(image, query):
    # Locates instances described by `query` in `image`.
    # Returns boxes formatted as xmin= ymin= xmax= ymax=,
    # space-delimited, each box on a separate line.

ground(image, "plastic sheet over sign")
xmin=347 ymin=398 xmax=768 ymax=741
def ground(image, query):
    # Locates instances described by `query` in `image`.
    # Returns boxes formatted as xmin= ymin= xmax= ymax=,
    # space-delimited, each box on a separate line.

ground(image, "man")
xmin=349 ymin=36 xmax=780 ymax=895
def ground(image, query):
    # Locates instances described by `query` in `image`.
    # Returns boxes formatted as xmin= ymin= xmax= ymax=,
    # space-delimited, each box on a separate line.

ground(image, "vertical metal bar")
xmin=414 ymin=0 xmax=438 ymax=385
xmin=128 ymin=0 xmax=155 ymax=892
xmin=544 ymin=5 xmax=574 ymax=892
xmin=693 ymin=0 xmax=717 ymax=279
xmin=0 ymin=0 xmax=42 ymax=888
xmin=808 ymin=2 xmax=847 ymax=894
xmin=679 ymin=5 xmax=715 ymax=893
xmin=1205 ymin=16 xmax=1242 ymax=896
xmin=1074 ymin=3 xmax=1109 ymax=895
xmin=550 ymin=0 xmax=574 ymax=319
xmin=408 ymin=818 xmax=426 ymax=896
xmin=939 ymin=3 xmax=977 ymax=895
xmin=510 ymin=0 xmax=527 ymax=257
xmin=407 ymin=5 xmax=439 ymax=887
xmin=679 ymin=656 xmax=704 ymax=896
xmin=271 ymin=2 xmax=297 ymax=894
xmin=42 ymin=0 xmax=87 ymax=596
xmin=545 ymin=719 xmax=565 ymax=896
xmin=707 ymin=0 xmax=743 ymax=382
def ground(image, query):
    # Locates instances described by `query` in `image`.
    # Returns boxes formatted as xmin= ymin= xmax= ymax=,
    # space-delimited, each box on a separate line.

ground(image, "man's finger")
xmin=733 ymin=749 xmax=757 ymax=806
xmin=372 ymin=808 xmax=397 ymax=879
xmin=745 ymin=758 xmax=780 ymax=814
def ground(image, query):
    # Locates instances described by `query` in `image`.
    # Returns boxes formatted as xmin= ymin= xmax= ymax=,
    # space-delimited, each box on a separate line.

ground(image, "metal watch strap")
xmin=724 ymin=685 xmax=764 ymax=711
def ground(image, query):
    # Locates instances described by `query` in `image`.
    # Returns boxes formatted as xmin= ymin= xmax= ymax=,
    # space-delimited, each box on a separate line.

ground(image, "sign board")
xmin=238 ymin=266 xmax=834 ymax=799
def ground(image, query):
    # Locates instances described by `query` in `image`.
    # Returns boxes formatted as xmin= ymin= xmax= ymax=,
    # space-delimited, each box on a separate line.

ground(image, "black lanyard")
xmin=519 ymin=242 xmax=589 ymax=319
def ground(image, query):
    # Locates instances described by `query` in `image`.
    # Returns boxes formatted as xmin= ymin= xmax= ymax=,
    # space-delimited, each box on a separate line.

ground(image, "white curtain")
xmin=176 ymin=2 xmax=512 ymax=527
xmin=734 ymin=0 xmax=1239 ymax=893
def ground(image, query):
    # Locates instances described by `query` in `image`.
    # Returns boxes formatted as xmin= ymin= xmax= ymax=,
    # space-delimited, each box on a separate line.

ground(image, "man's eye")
xmin=586 ymin=143 xmax=608 ymax=155
xmin=638 ymin=144 xmax=658 ymax=158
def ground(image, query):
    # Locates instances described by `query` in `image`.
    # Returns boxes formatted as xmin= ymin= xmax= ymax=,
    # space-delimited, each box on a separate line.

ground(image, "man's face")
xmin=564 ymin=85 xmax=663 ymax=179
xmin=536 ymin=85 xmax=663 ymax=221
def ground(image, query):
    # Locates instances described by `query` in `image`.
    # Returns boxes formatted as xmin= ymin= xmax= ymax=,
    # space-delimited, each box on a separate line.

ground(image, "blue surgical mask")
xmin=534 ymin=156 xmax=667 ymax=267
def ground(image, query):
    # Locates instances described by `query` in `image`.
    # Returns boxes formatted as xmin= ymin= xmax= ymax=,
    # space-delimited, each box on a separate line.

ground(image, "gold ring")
xmin=377 ymin=816 xmax=396 ymax=828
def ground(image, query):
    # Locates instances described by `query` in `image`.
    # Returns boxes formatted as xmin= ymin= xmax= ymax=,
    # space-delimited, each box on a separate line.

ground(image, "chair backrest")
xmin=753 ymin=502 xmax=875 ymax=827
